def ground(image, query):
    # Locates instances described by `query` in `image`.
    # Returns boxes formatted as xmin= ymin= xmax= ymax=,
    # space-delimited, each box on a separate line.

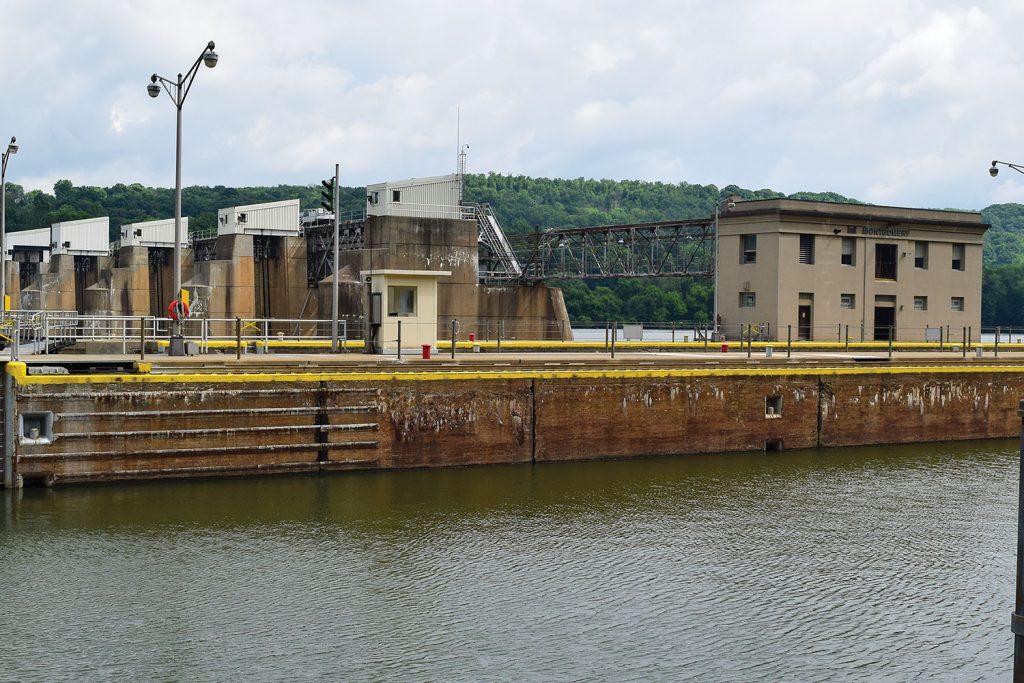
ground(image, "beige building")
xmin=716 ymin=199 xmax=988 ymax=342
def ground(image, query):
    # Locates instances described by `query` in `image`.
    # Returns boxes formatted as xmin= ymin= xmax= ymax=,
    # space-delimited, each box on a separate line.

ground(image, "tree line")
xmin=2 ymin=174 xmax=1023 ymax=325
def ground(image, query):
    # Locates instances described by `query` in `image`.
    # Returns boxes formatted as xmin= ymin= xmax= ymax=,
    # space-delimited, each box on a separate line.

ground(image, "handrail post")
xmin=888 ymin=325 xmax=893 ymax=359
xmin=844 ymin=325 xmax=849 ymax=352
xmin=140 ymin=316 xmax=146 ymax=360
xmin=611 ymin=321 xmax=617 ymax=358
xmin=963 ymin=327 xmax=967 ymax=359
xmin=997 ymin=326 xmax=1001 ymax=358
xmin=236 ymin=316 xmax=242 ymax=360
xmin=451 ymin=319 xmax=457 ymax=360
xmin=397 ymin=320 xmax=402 ymax=360
xmin=787 ymin=324 xmax=792 ymax=358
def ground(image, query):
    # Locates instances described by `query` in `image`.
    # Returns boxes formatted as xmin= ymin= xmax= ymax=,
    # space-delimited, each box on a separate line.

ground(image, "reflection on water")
xmin=0 ymin=441 xmax=1016 ymax=682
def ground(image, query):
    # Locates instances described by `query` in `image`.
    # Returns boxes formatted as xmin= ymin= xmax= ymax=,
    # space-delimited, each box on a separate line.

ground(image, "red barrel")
xmin=421 ymin=344 xmax=432 ymax=360
xmin=721 ymin=342 xmax=729 ymax=353
xmin=469 ymin=333 xmax=476 ymax=343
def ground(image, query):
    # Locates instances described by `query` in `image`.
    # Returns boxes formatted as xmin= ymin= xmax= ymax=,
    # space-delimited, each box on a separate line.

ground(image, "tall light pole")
xmin=712 ymin=195 xmax=735 ymax=339
xmin=148 ymin=41 xmax=218 ymax=356
xmin=1 ymin=136 xmax=17 ymax=313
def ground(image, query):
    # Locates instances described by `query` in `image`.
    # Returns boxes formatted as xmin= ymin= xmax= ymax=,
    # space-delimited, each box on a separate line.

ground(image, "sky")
xmin=1 ymin=0 xmax=1023 ymax=211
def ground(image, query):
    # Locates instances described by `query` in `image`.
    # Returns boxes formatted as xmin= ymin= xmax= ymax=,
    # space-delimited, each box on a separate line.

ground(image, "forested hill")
xmin=3 ymin=174 xmax=1024 ymax=324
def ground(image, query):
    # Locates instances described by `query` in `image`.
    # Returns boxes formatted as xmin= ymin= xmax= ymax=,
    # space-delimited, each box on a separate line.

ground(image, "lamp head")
xmin=726 ymin=201 xmax=735 ymax=211
xmin=990 ymin=162 xmax=999 ymax=178
xmin=147 ymin=74 xmax=160 ymax=98
xmin=6 ymin=136 xmax=16 ymax=155
xmin=203 ymin=42 xmax=218 ymax=68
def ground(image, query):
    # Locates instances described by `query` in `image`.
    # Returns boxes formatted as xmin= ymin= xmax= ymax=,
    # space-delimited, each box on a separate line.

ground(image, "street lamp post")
xmin=1 ymin=136 xmax=18 ymax=314
xmin=712 ymin=195 xmax=735 ymax=340
xmin=148 ymin=41 xmax=218 ymax=356
xmin=990 ymin=160 xmax=1024 ymax=177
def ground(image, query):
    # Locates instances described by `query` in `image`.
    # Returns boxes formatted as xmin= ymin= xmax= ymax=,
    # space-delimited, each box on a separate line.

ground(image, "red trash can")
xmin=421 ymin=344 xmax=432 ymax=360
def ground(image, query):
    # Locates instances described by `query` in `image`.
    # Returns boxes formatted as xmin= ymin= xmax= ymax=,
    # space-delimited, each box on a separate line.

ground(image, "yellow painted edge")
xmin=6 ymin=361 xmax=1024 ymax=386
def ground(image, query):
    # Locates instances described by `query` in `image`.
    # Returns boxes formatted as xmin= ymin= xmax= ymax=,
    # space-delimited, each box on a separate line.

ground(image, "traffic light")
xmin=320 ymin=177 xmax=336 ymax=213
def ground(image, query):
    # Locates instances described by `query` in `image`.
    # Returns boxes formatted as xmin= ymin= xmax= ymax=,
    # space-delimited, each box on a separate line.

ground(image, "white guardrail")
xmin=0 ymin=310 xmax=349 ymax=357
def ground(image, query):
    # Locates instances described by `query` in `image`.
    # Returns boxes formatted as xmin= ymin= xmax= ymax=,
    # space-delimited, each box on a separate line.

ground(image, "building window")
xmin=392 ymin=189 xmax=402 ymax=203
xmin=840 ymin=293 xmax=855 ymax=309
xmin=387 ymin=285 xmax=417 ymax=317
xmin=739 ymin=292 xmax=756 ymax=308
xmin=914 ymin=241 xmax=928 ymax=269
xmin=841 ymin=237 xmax=855 ymax=266
xmin=951 ymin=296 xmax=964 ymax=312
xmin=914 ymin=296 xmax=927 ymax=311
xmin=875 ymin=243 xmax=897 ymax=280
xmin=741 ymin=234 xmax=757 ymax=264
xmin=799 ymin=234 xmax=815 ymax=264
xmin=952 ymin=243 xmax=965 ymax=271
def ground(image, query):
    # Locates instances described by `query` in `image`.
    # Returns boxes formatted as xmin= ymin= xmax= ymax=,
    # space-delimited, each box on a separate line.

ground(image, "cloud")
xmin=1 ymin=0 xmax=1024 ymax=212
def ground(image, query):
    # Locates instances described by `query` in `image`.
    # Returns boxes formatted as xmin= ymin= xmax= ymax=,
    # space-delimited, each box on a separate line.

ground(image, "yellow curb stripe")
xmin=6 ymin=361 xmax=1024 ymax=386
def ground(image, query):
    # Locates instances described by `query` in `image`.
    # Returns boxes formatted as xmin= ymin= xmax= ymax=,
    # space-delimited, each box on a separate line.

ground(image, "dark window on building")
xmin=952 ymin=243 xmax=965 ymax=271
xmin=392 ymin=189 xmax=402 ymax=203
xmin=951 ymin=296 xmax=964 ymax=312
xmin=799 ymin=234 xmax=815 ymax=264
xmin=739 ymin=292 xmax=756 ymax=308
xmin=875 ymin=243 xmax=897 ymax=280
xmin=840 ymin=293 xmax=855 ymax=309
xmin=914 ymin=241 xmax=928 ymax=269
xmin=741 ymin=234 xmax=757 ymax=264
xmin=841 ymin=237 xmax=855 ymax=266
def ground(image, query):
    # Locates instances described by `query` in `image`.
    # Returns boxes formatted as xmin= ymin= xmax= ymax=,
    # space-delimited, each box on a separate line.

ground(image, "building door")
xmin=798 ymin=305 xmax=812 ymax=340
xmin=874 ymin=306 xmax=895 ymax=341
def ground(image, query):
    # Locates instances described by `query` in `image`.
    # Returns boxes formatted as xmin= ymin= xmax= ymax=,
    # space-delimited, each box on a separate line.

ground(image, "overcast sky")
xmin=1 ymin=1 xmax=1023 ymax=211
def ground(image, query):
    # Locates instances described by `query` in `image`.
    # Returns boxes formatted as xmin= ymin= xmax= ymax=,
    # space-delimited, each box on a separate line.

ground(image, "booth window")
xmin=388 ymin=285 xmax=417 ymax=317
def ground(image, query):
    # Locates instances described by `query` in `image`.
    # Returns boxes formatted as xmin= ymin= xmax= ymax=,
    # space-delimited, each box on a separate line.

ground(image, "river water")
xmin=0 ymin=440 xmax=1018 ymax=682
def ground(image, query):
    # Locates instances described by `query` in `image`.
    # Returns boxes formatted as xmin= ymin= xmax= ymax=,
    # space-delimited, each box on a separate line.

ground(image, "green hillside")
xmin=3 ymin=174 xmax=1023 ymax=325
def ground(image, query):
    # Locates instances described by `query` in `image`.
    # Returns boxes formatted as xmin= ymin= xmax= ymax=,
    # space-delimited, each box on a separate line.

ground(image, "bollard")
xmin=765 ymin=346 xmax=773 ymax=359
xmin=888 ymin=325 xmax=893 ymax=359
xmin=611 ymin=321 xmax=617 ymax=358
xmin=787 ymin=325 xmax=792 ymax=358
xmin=451 ymin=319 xmax=457 ymax=360
xmin=140 ymin=316 xmax=146 ymax=360
xmin=397 ymin=320 xmax=402 ymax=361
xmin=236 ymin=317 xmax=242 ymax=360
xmin=962 ymin=327 xmax=967 ymax=359
xmin=747 ymin=325 xmax=752 ymax=358
xmin=997 ymin=326 xmax=1001 ymax=358
xmin=844 ymin=325 xmax=849 ymax=353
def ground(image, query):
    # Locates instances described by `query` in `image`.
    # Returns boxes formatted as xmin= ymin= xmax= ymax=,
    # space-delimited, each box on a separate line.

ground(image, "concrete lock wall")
xmin=6 ymin=365 xmax=1023 ymax=486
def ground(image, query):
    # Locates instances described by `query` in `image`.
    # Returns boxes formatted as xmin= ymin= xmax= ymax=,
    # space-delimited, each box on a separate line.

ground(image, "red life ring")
xmin=167 ymin=299 xmax=190 ymax=322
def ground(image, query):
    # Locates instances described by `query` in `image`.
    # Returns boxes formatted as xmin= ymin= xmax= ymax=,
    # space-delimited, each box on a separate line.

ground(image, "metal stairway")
xmin=470 ymin=203 xmax=522 ymax=282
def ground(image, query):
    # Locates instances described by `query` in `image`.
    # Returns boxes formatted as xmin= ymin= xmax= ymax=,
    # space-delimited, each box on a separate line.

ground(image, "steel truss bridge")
xmin=508 ymin=218 xmax=716 ymax=281
xmin=193 ymin=214 xmax=716 ymax=285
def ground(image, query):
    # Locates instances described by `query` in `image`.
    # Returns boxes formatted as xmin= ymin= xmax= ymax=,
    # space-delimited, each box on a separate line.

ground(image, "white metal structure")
xmin=119 ymin=217 xmax=189 ymax=249
xmin=5 ymin=227 xmax=51 ymax=263
xmin=50 ymin=217 xmax=110 ymax=256
xmin=218 ymin=199 xmax=300 ymax=237
xmin=366 ymin=174 xmax=463 ymax=219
